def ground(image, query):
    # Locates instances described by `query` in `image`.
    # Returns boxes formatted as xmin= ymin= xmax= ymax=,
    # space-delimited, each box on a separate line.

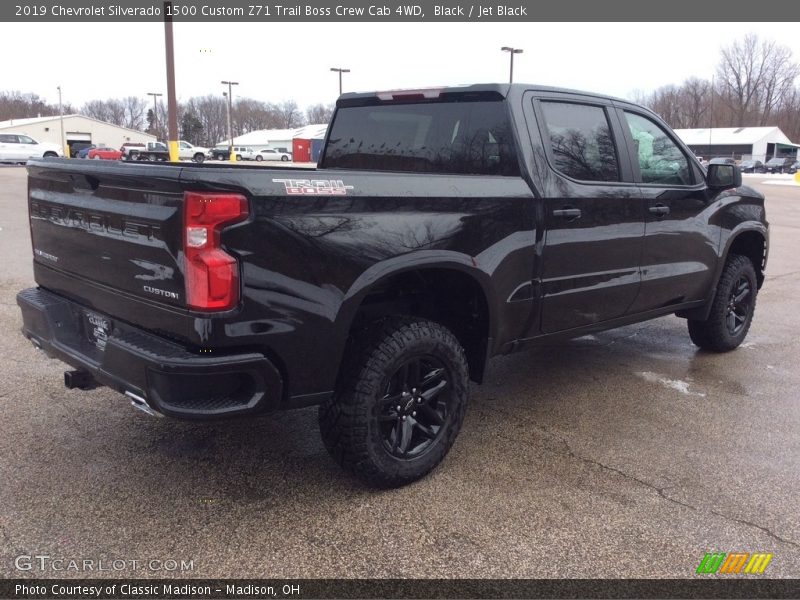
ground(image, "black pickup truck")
xmin=17 ymin=84 xmax=768 ymax=487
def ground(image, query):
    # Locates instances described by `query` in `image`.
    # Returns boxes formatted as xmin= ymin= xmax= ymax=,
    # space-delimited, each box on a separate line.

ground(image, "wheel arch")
xmin=336 ymin=254 xmax=499 ymax=385
xmin=677 ymin=224 xmax=768 ymax=321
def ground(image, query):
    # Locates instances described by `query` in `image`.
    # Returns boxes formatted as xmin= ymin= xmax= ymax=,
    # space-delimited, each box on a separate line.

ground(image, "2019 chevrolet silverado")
xmin=17 ymin=84 xmax=768 ymax=487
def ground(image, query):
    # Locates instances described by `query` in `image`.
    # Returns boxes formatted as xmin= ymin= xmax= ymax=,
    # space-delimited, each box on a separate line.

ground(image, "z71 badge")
xmin=272 ymin=179 xmax=354 ymax=195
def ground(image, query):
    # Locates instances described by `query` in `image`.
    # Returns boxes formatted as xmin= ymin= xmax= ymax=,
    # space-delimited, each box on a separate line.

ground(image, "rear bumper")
xmin=17 ymin=287 xmax=283 ymax=420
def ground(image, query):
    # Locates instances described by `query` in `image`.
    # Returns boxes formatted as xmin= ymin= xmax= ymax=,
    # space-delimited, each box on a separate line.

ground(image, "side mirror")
xmin=707 ymin=158 xmax=742 ymax=189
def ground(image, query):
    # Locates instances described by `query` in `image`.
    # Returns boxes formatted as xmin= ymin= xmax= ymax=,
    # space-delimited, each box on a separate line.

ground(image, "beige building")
xmin=0 ymin=114 xmax=156 ymax=155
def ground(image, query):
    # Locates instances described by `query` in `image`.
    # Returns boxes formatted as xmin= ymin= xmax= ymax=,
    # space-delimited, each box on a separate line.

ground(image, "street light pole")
xmin=221 ymin=80 xmax=239 ymax=162
xmin=56 ymin=85 xmax=68 ymax=157
xmin=501 ymin=47 xmax=523 ymax=84
xmin=147 ymin=92 xmax=163 ymax=140
xmin=330 ymin=67 xmax=350 ymax=96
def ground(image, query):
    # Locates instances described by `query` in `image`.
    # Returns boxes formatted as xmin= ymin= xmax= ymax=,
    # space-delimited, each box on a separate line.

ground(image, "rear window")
xmin=322 ymin=100 xmax=519 ymax=176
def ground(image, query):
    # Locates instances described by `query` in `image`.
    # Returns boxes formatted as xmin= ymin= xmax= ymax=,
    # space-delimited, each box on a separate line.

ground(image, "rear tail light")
xmin=183 ymin=192 xmax=249 ymax=310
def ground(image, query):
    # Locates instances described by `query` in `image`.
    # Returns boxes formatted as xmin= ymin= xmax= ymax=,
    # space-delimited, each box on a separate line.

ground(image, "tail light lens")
xmin=184 ymin=192 xmax=249 ymax=310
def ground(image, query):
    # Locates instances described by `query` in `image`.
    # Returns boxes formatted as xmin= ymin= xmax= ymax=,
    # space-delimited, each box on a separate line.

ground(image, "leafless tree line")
xmin=0 ymin=89 xmax=334 ymax=146
xmin=633 ymin=34 xmax=800 ymax=141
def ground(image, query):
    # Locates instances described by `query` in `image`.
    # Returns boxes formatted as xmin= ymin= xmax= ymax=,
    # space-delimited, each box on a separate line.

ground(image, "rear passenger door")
xmin=615 ymin=107 xmax=717 ymax=313
xmin=530 ymin=94 xmax=644 ymax=334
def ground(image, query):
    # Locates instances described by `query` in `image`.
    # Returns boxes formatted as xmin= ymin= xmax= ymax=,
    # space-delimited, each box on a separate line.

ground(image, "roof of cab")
xmin=337 ymin=83 xmax=633 ymax=107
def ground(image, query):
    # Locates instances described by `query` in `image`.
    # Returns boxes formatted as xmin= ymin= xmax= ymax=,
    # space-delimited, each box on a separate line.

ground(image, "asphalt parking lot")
xmin=0 ymin=167 xmax=798 ymax=579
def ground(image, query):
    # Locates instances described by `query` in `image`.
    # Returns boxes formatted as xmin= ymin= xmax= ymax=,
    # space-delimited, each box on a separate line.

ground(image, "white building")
xmin=0 ymin=114 xmax=156 ymax=156
xmin=674 ymin=126 xmax=799 ymax=162
xmin=215 ymin=124 xmax=328 ymax=153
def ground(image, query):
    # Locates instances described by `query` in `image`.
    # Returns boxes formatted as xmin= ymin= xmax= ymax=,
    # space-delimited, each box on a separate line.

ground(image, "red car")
xmin=87 ymin=147 xmax=122 ymax=160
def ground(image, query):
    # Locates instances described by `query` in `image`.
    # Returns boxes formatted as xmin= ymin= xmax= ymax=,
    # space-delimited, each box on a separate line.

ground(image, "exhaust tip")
xmin=125 ymin=391 xmax=163 ymax=418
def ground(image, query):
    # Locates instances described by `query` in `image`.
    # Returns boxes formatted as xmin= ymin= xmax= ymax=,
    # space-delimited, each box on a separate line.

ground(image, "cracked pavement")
xmin=0 ymin=168 xmax=798 ymax=578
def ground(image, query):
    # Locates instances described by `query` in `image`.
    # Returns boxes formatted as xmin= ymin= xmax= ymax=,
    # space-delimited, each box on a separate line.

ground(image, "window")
xmin=0 ymin=134 xmax=19 ymax=143
xmin=623 ymin=112 xmax=692 ymax=185
xmin=323 ymin=100 xmax=519 ymax=175
xmin=18 ymin=135 xmax=35 ymax=144
xmin=540 ymin=101 xmax=620 ymax=182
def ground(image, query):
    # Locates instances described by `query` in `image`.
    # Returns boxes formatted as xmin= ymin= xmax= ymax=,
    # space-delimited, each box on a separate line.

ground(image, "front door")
xmin=617 ymin=109 xmax=718 ymax=313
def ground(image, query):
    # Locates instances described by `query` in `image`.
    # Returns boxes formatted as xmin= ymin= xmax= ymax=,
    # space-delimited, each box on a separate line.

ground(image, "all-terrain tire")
xmin=688 ymin=254 xmax=758 ymax=352
xmin=319 ymin=316 xmax=469 ymax=488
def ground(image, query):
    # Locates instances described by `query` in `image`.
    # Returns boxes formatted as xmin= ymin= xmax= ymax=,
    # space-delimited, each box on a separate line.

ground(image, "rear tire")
xmin=688 ymin=254 xmax=757 ymax=352
xmin=319 ymin=316 xmax=469 ymax=488
xmin=255 ymin=155 xmax=263 ymax=162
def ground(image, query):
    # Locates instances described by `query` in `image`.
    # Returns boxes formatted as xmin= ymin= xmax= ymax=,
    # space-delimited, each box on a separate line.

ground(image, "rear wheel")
xmin=688 ymin=254 xmax=757 ymax=352
xmin=43 ymin=151 xmax=57 ymax=158
xmin=255 ymin=155 xmax=263 ymax=162
xmin=236 ymin=154 xmax=243 ymax=161
xmin=319 ymin=316 xmax=469 ymax=488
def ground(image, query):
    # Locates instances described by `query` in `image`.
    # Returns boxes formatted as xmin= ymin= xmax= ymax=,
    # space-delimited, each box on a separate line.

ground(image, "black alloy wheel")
xmin=378 ymin=355 xmax=451 ymax=459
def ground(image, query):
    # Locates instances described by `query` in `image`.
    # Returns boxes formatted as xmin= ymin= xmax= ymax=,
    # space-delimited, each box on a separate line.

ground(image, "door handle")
xmin=553 ymin=208 xmax=582 ymax=219
xmin=648 ymin=204 xmax=670 ymax=216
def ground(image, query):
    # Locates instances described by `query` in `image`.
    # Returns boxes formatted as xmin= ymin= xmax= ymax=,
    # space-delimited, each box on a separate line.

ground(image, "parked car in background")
xmin=126 ymin=142 xmax=169 ymax=162
xmin=178 ymin=140 xmax=209 ymax=162
xmin=255 ymin=148 xmax=292 ymax=162
xmin=787 ymin=161 xmax=800 ymax=174
xmin=739 ymin=160 xmax=765 ymax=173
xmin=0 ymin=133 xmax=62 ymax=162
xmin=71 ymin=143 xmax=95 ymax=158
xmin=120 ymin=143 xmax=146 ymax=159
xmin=209 ymin=146 xmax=256 ymax=161
xmin=764 ymin=157 xmax=794 ymax=174
xmin=88 ymin=147 xmax=123 ymax=160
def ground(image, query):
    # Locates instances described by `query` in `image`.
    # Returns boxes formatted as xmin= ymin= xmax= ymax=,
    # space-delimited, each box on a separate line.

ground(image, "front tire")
xmin=193 ymin=153 xmax=205 ymax=163
xmin=688 ymin=254 xmax=758 ymax=352
xmin=255 ymin=155 xmax=263 ymax=162
xmin=319 ymin=316 xmax=469 ymax=488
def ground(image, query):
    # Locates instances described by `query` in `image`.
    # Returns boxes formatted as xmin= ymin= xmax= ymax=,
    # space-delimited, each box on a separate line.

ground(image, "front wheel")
xmin=319 ymin=316 xmax=469 ymax=488
xmin=281 ymin=155 xmax=289 ymax=162
xmin=255 ymin=155 xmax=263 ymax=162
xmin=688 ymin=254 xmax=758 ymax=352
xmin=193 ymin=153 xmax=205 ymax=163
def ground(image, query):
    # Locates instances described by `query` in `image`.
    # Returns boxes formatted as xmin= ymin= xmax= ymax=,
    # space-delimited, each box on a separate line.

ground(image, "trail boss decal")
xmin=273 ymin=179 xmax=354 ymax=195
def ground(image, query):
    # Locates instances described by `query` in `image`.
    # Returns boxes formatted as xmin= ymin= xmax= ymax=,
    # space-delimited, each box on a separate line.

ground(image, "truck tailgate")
xmin=27 ymin=161 xmax=187 ymax=308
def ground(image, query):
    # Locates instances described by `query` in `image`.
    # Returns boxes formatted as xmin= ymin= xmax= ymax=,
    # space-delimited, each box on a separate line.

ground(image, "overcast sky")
xmin=5 ymin=22 xmax=800 ymax=110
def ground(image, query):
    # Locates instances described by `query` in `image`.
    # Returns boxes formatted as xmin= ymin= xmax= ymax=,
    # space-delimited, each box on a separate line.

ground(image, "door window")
xmin=0 ymin=134 xmax=19 ymax=143
xmin=623 ymin=112 xmax=692 ymax=185
xmin=539 ymin=101 xmax=620 ymax=182
xmin=18 ymin=135 xmax=36 ymax=144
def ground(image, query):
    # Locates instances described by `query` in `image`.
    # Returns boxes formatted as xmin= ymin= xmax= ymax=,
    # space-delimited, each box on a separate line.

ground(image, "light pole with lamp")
xmin=330 ymin=67 xmax=350 ymax=96
xmin=147 ymin=92 xmax=163 ymax=140
xmin=501 ymin=47 xmax=523 ymax=83
xmin=221 ymin=80 xmax=239 ymax=162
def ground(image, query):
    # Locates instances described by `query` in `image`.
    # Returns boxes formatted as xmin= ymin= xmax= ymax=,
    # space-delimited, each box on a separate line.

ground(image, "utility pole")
xmin=501 ymin=47 xmax=523 ymax=84
xmin=221 ymin=80 xmax=239 ymax=162
xmin=164 ymin=1 xmax=179 ymax=161
xmin=330 ymin=67 xmax=350 ymax=96
xmin=147 ymin=92 xmax=163 ymax=140
xmin=56 ymin=85 xmax=68 ymax=157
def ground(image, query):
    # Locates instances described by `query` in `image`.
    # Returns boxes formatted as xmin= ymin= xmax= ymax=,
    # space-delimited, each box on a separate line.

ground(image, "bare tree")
xmin=274 ymin=100 xmax=305 ymax=128
xmin=716 ymin=33 xmax=800 ymax=126
xmin=306 ymin=103 xmax=334 ymax=124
